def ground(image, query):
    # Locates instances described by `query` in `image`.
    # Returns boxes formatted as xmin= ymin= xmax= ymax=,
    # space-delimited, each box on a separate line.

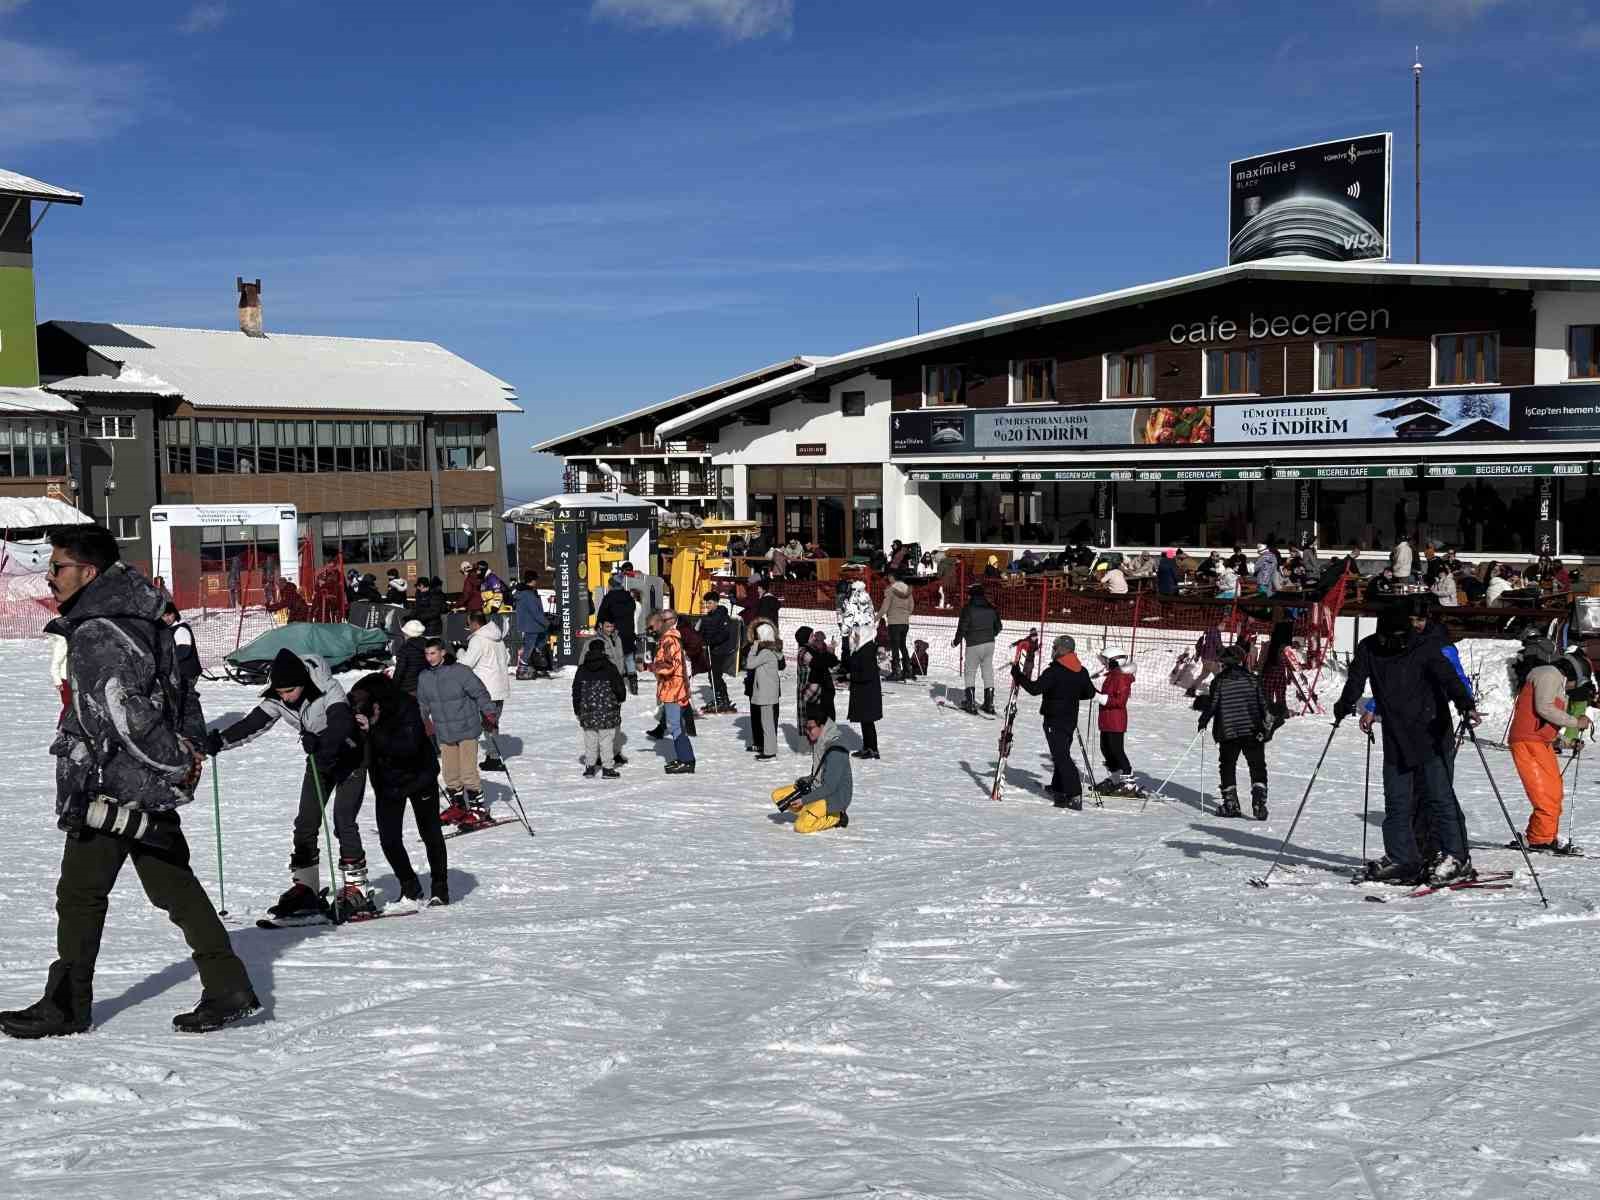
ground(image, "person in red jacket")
xmin=1096 ymin=654 xmax=1138 ymax=794
xmin=458 ymin=560 xmax=483 ymax=614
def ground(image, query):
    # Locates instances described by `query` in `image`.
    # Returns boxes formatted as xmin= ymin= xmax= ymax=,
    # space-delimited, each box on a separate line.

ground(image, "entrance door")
xmin=816 ymin=495 xmax=846 ymax=557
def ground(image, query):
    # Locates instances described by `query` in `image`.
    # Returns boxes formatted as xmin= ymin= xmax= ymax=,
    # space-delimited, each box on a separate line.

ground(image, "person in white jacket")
xmin=460 ymin=612 xmax=512 ymax=771
xmin=838 ymin=579 xmax=878 ymax=654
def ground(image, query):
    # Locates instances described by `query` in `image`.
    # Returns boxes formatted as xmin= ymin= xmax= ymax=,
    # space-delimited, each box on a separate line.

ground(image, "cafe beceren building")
xmin=540 ymin=258 xmax=1600 ymax=562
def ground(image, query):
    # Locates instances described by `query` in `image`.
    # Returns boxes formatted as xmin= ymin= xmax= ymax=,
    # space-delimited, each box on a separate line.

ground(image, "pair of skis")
xmin=1362 ymin=869 xmax=1515 ymax=903
xmin=991 ymin=631 xmax=1041 ymax=802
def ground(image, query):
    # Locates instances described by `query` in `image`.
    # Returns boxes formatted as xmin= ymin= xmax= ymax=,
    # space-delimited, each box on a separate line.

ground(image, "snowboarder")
xmin=208 ymin=647 xmax=376 ymax=921
xmin=418 ymin=639 xmax=500 ymax=827
xmin=1197 ymin=644 xmax=1272 ymax=819
xmin=744 ymin=619 xmax=784 ymax=761
xmin=953 ymin=582 xmax=1003 ymax=715
xmin=651 ymin=608 xmax=696 ymax=774
xmin=1335 ymin=605 xmax=1481 ymax=885
xmin=2 ymin=527 xmax=257 ymax=1038
xmin=1011 ymin=634 xmax=1096 ymax=808
xmin=1509 ymin=648 xmax=1593 ymax=852
xmin=1094 ymin=654 xmax=1140 ymax=796
xmin=572 ymin=637 xmax=626 ymax=779
xmin=460 ymin=611 xmax=511 ymax=771
xmin=348 ymin=673 xmax=450 ymax=908
xmin=773 ymin=706 xmax=853 ymax=832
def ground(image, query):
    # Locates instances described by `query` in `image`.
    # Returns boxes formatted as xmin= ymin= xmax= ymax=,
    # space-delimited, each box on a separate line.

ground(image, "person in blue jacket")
xmin=513 ymin=572 xmax=550 ymax=677
xmin=1156 ymin=549 xmax=1179 ymax=596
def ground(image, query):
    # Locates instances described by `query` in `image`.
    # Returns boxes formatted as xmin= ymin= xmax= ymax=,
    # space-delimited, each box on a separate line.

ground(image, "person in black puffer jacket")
xmin=572 ymin=637 xmax=627 ymax=777
xmin=596 ymin=577 xmax=639 ymax=694
xmin=1013 ymin=634 xmax=1097 ymax=809
xmin=1197 ymin=644 xmax=1273 ymax=820
xmin=392 ymin=619 xmax=428 ymax=695
xmin=954 ymin=583 xmax=1004 ymax=715
xmin=411 ymin=577 xmax=447 ymax=638
xmin=348 ymin=673 xmax=449 ymax=907
xmin=698 ymin=592 xmax=738 ymax=713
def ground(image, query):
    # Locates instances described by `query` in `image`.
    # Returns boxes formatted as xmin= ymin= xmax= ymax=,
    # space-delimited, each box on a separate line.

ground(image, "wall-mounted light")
xmin=1387 ymin=353 xmax=1406 ymax=367
xmin=1164 ymin=364 xmax=1182 ymax=377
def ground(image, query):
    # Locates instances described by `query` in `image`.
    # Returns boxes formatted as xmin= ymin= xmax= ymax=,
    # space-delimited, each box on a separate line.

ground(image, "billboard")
xmin=1228 ymin=133 xmax=1392 ymax=265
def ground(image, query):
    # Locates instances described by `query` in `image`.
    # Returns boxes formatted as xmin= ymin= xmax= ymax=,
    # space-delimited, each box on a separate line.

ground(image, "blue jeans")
xmin=664 ymin=702 xmax=694 ymax=763
xmin=1381 ymin=752 xmax=1464 ymax=865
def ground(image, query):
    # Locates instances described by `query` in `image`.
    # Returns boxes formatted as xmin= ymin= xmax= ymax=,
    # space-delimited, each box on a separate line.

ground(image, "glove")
xmin=1010 ymin=665 xmax=1024 ymax=683
xmin=300 ymin=732 xmax=319 ymax=755
xmin=203 ymin=729 xmax=225 ymax=757
xmin=482 ymin=711 xmax=499 ymax=731
xmin=951 ymin=637 xmax=960 ymax=648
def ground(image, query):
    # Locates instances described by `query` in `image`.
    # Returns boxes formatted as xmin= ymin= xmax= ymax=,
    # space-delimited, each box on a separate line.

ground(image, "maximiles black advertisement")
xmin=891 ymin=386 xmax=1591 ymax=457
xmin=1228 ymin=133 xmax=1391 ymax=264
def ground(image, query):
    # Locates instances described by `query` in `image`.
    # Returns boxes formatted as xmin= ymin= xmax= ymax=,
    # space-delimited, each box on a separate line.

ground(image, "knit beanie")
xmin=269 ymin=648 xmax=312 ymax=690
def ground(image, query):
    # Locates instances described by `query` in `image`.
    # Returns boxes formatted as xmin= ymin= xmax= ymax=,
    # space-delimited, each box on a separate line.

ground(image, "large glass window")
xmin=436 ymin=420 xmax=489 ymax=471
xmin=852 ymin=495 xmax=882 ymax=553
xmin=1318 ymin=339 xmax=1377 ymax=390
xmin=1565 ymin=479 xmax=1600 ymax=555
xmin=924 ymin=365 xmax=966 ymax=408
xmin=441 ymin=507 xmax=495 ymax=557
xmin=194 ymin=419 xmax=216 ymax=474
xmin=1115 ymin=481 xmax=1158 ymax=544
xmin=1570 ymin=325 xmax=1600 ymax=381
xmin=1204 ymin=348 xmax=1260 ymax=397
xmin=340 ymin=513 xmax=370 ymax=564
xmin=1316 ymin=481 xmax=1371 ymax=552
xmin=316 ymin=422 xmax=335 ymax=472
xmin=1105 ymin=353 xmax=1155 ymax=400
xmin=1014 ymin=359 xmax=1056 ymax=404
xmin=162 ymin=417 xmax=190 ymax=473
xmin=751 ymin=493 xmax=777 ymax=552
xmin=1435 ymin=332 xmax=1499 ymax=386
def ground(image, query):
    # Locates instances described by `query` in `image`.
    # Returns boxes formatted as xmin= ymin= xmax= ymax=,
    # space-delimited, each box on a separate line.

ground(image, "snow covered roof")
xmin=44 ymin=322 xmax=520 ymax=415
xmin=651 ymin=259 xmax=1600 ymax=440
xmin=0 ymin=169 xmax=83 ymax=205
xmin=0 ymin=387 xmax=79 ymax=415
xmin=44 ymin=372 xmax=181 ymax=398
xmin=0 ymin=496 xmax=91 ymax=527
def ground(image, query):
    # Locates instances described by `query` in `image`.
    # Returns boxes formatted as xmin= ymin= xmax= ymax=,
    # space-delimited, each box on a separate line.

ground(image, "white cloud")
xmin=0 ymin=38 xmax=144 ymax=151
xmin=1375 ymin=0 xmax=1512 ymax=17
xmin=178 ymin=2 xmax=227 ymax=34
xmin=592 ymin=0 xmax=793 ymax=40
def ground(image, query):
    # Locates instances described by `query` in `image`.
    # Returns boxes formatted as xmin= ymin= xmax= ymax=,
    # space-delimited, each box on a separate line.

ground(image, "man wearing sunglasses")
xmin=1 ymin=526 xmax=256 ymax=1039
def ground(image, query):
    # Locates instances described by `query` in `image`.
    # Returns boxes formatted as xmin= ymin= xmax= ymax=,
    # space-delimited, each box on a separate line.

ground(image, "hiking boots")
xmin=172 ymin=989 xmax=261 ymax=1034
xmin=981 ymin=688 xmax=996 ymax=716
xmin=665 ymin=760 xmax=696 ymax=774
xmin=582 ymin=764 xmax=600 ymax=779
xmin=601 ymin=767 xmax=621 ymax=779
xmin=961 ymin=688 xmax=979 ymax=715
xmin=0 ymin=999 xmax=90 ymax=1039
xmin=1217 ymin=786 xmax=1243 ymax=819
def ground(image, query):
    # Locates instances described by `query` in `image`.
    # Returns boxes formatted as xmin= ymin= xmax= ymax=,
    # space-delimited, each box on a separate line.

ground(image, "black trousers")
xmin=375 ymin=789 xmax=449 ymax=901
xmin=293 ymin=762 xmax=367 ymax=866
xmin=860 ymin=720 xmax=879 ymax=753
xmin=1044 ymin=721 xmax=1081 ymax=797
xmin=888 ymin=625 xmax=911 ymax=676
xmin=1100 ymin=731 xmax=1131 ymax=774
xmin=708 ymin=652 xmax=734 ymax=708
xmin=1218 ymin=737 xmax=1268 ymax=791
xmin=49 ymin=826 xmax=251 ymax=1024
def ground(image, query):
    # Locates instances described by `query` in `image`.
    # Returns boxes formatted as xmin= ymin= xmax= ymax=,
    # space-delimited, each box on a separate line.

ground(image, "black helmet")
xmin=1557 ymin=650 xmax=1594 ymax=688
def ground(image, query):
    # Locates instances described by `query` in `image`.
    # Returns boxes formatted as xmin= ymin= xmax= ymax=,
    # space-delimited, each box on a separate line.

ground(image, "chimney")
xmin=236 ymin=276 xmax=264 ymax=337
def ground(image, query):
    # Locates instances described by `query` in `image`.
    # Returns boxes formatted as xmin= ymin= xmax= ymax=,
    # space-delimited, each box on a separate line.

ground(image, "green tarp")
xmin=227 ymin=622 xmax=390 ymax=671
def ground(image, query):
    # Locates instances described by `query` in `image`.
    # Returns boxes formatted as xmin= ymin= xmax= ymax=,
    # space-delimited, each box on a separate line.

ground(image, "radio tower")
xmin=1413 ymin=46 xmax=1422 ymax=264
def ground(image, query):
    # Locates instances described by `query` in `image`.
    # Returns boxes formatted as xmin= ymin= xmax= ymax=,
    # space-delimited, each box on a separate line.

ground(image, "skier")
xmin=1093 ymin=654 xmax=1140 ymax=796
xmin=1197 ymin=644 xmax=1272 ymax=819
xmin=459 ymin=611 xmax=511 ymax=771
xmin=878 ymin=578 xmax=915 ymax=681
xmin=597 ymin=576 xmax=640 ymax=695
xmin=744 ymin=619 xmax=784 ymax=761
xmin=348 ymin=673 xmax=450 ymax=908
xmin=1508 ymin=648 xmax=1593 ymax=853
xmin=953 ymin=582 xmax=1003 ymax=715
xmin=774 ymin=706 xmax=853 ymax=832
xmin=572 ymin=638 xmax=626 ymax=779
xmin=417 ymin=639 xmax=500 ymax=827
xmin=1011 ymin=634 xmax=1096 ymax=809
xmin=1335 ymin=605 xmax=1481 ymax=885
xmin=651 ymin=608 xmax=696 ymax=774
xmin=2 ymin=527 xmax=256 ymax=1038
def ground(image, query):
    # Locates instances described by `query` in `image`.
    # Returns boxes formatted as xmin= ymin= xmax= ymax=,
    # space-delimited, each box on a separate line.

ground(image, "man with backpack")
xmin=2 ymin=526 xmax=257 ymax=1038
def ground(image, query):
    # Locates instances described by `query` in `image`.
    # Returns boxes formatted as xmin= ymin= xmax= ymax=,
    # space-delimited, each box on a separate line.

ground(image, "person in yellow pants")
xmin=1508 ymin=651 xmax=1592 ymax=851
xmin=773 ymin=708 xmax=852 ymax=833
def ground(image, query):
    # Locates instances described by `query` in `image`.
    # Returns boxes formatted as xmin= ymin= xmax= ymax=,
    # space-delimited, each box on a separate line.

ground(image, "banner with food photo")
xmin=1133 ymin=405 xmax=1214 ymax=446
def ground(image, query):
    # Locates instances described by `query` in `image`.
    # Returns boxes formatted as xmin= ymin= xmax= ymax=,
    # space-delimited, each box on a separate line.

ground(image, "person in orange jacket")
xmin=1509 ymin=650 xmax=1593 ymax=852
xmin=651 ymin=608 xmax=695 ymax=775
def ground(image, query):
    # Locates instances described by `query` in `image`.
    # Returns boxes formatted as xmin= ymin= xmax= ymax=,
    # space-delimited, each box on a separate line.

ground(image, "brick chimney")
xmin=236 ymin=276 xmax=264 ymax=337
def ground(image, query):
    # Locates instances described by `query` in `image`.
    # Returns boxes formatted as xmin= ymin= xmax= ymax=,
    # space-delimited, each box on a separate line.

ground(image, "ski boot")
xmin=1358 ymin=856 xmax=1422 ymax=886
xmin=269 ymin=865 xmax=327 ymax=921
xmin=961 ymin=687 xmax=979 ymax=716
xmin=455 ymin=791 xmax=494 ymax=830
xmin=1428 ymin=855 xmax=1475 ymax=886
xmin=1217 ymin=786 xmax=1243 ymax=819
xmin=480 ymin=753 xmax=507 ymax=773
xmin=172 ymin=989 xmax=261 ymax=1034
xmin=438 ymin=789 xmax=470 ymax=824
xmin=601 ymin=767 xmax=621 ymax=779
xmin=1251 ymin=783 xmax=1269 ymax=822
xmin=582 ymin=763 xmax=600 ymax=779
xmin=333 ymin=858 xmax=380 ymax=923
xmin=981 ymin=688 xmax=996 ymax=716
xmin=627 ymin=674 xmax=639 ymax=697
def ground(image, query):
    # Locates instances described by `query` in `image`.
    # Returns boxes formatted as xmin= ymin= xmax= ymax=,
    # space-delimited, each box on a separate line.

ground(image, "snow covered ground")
xmin=2 ymin=637 xmax=1600 ymax=1198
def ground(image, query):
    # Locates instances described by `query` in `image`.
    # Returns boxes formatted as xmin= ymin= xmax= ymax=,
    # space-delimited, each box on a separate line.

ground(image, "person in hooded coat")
xmin=1096 ymin=654 xmax=1135 ymax=790
xmin=847 ymin=621 xmax=883 ymax=760
xmin=953 ymin=583 xmax=1003 ymax=715
xmin=744 ymin=620 xmax=785 ymax=760
xmin=1013 ymin=634 xmax=1097 ymax=809
xmin=597 ymin=576 xmax=639 ymax=695
xmin=877 ymin=578 xmax=916 ymax=681
xmin=458 ymin=560 xmax=484 ymax=615
xmin=1335 ymin=603 xmax=1480 ymax=885
xmin=208 ymin=647 xmax=373 ymax=920
xmin=348 ymin=672 xmax=450 ymax=907
xmin=392 ymin=619 xmax=429 ymax=696
xmin=571 ymin=638 xmax=626 ymax=778
xmin=794 ymin=625 xmax=837 ymax=726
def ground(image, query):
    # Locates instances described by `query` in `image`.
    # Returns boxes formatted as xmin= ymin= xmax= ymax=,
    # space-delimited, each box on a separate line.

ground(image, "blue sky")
xmin=4 ymin=0 xmax=1596 ymax=502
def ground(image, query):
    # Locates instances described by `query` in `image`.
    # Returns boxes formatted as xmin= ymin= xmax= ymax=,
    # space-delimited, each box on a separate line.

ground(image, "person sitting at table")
xmin=1156 ymin=549 xmax=1179 ymax=596
xmin=1197 ymin=551 xmax=1222 ymax=581
xmin=1225 ymin=544 xmax=1249 ymax=575
xmin=1124 ymin=550 xmax=1155 ymax=581
xmin=1369 ymin=565 xmax=1401 ymax=598
xmin=1486 ymin=566 xmax=1514 ymax=607
xmin=1550 ymin=559 xmax=1572 ymax=590
xmin=1101 ymin=562 xmax=1129 ymax=595
xmin=1217 ymin=562 xmax=1240 ymax=600
xmin=1432 ymin=564 xmax=1460 ymax=607
xmin=807 ymin=543 xmax=826 ymax=560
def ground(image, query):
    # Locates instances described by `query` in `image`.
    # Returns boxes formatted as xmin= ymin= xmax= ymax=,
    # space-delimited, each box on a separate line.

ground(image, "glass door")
xmin=817 ymin=495 xmax=846 ymax=557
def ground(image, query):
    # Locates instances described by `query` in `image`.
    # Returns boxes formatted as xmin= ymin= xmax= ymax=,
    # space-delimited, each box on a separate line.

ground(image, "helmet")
xmin=1557 ymin=650 xmax=1593 ymax=688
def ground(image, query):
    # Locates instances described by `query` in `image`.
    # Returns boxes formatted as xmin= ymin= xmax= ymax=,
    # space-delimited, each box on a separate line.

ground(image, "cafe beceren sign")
xmin=1168 ymin=307 xmax=1392 ymax=345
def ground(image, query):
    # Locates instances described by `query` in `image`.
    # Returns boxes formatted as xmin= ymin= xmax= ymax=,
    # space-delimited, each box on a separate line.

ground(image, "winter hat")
xmin=1164 ymin=548 xmax=1176 ymax=559
xmin=795 ymin=625 xmax=814 ymax=647
xmin=1220 ymin=643 xmax=1245 ymax=665
xmin=401 ymin=619 xmax=425 ymax=638
xmin=1053 ymin=634 xmax=1076 ymax=656
xmin=269 ymin=648 xmax=312 ymax=690
xmin=851 ymin=580 xmax=867 ymax=592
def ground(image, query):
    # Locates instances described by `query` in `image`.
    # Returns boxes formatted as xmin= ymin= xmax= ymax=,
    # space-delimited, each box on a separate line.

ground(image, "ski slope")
xmin=1 ymin=638 xmax=1599 ymax=1199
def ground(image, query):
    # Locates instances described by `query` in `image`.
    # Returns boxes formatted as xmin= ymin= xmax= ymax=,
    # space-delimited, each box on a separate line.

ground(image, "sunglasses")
xmin=47 ymin=559 xmax=87 ymax=576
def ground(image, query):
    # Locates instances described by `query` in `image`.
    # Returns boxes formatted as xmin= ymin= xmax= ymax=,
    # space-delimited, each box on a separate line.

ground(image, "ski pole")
xmin=1141 ymin=728 xmax=1202 ymax=814
xmin=1361 ymin=726 xmax=1373 ymax=864
xmin=487 ymin=732 xmax=535 ymax=837
xmin=1248 ymin=720 xmax=1343 ymax=889
xmin=1198 ymin=731 xmax=1207 ymax=814
xmin=306 ymin=754 xmax=341 ymax=906
xmin=1074 ymin=725 xmax=1101 ymax=806
xmin=211 ymin=758 xmax=227 ymax=916
xmin=1464 ymin=721 xmax=1549 ymax=907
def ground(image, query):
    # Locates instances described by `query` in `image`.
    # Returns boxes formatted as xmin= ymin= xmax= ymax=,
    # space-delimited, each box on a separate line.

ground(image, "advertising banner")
xmin=1213 ymin=392 xmax=1511 ymax=444
xmin=1228 ymin=133 xmax=1392 ymax=264
xmin=1512 ymin=395 xmax=1600 ymax=440
xmin=974 ymin=407 xmax=1133 ymax=451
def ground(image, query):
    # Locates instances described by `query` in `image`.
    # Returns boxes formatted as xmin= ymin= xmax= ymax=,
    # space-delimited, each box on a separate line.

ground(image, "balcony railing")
xmin=563 ymin=468 xmax=719 ymax=497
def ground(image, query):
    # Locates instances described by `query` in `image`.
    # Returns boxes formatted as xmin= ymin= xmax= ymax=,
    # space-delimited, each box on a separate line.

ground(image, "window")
xmin=91 ymin=415 xmax=135 ymax=439
xmin=1318 ymin=339 xmax=1377 ymax=391
xmin=112 ymin=515 xmax=141 ymax=541
xmin=924 ymin=365 xmax=966 ymax=408
xmin=840 ymin=390 xmax=867 ymax=417
xmin=0 ymin=420 xmax=67 ymax=477
xmin=1204 ymin=348 xmax=1260 ymax=397
xmin=162 ymin=418 xmax=190 ymax=473
xmin=1435 ymin=332 xmax=1499 ymax=386
xmin=442 ymin=507 xmax=494 ymax=556
xmin=1014 ymin=359 xmax=1057 ymax=404
xmin=1105 ymin=353 xmax=1155 ymax=400
xmin=436 ymin=420 xmax=489 ymax=471
xmin=316 ymin=422 xmax=335 ymax=473
xmin=1570 ymin=325 xmax=1600 ymax=380
xmin=340 ymin=513 xmax=370 ymax=564
xmin=194 ymin=418 xmax=216 ymax=474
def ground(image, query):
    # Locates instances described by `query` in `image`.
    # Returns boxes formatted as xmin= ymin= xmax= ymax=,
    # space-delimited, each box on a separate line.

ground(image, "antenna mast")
xmin=1413 ymin=46 xmax=1422 ymax=264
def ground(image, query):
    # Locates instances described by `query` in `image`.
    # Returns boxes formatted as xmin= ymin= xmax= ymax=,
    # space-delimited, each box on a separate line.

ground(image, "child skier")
xmin=1197 ymin=644 xmax=1271 ymax=820
xmin=572 ymin=638 xmax=626 ymax=778
xmin=1011 ymin=635 xmax=1096 ymax=809
xmin=1093 ymin=654 xmax=1141 ymax=797
xmin=1509 ymin=648 xmax=1593 ymax=853
xmin=773 ymin=706 xmax=853 ymax=832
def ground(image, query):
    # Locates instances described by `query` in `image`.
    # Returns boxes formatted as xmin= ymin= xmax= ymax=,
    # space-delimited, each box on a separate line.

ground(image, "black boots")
xmin=981 ymin=688 xmax=996 ymax=716
xmin=627 ymin=674 xmax=639 ymax=696
xmin=961 ymin=688 xmax=978 ymax=715
xmin=1251 ymin=783 xmax=1268 ymax=821
xmin=172 ymin=989 xmax=262 ymax=1034
xmin=1218 ymin=786 xmax=1243 ymax=818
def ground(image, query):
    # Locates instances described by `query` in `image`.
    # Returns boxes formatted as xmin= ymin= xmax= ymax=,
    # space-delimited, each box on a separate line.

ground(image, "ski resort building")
xmin=538 ymin=260 xmax=1600 ymax=562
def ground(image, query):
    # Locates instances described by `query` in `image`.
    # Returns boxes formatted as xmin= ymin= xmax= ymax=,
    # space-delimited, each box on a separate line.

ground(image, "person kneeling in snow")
xmin=776 ymin=706 xmax=853 ymax=832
